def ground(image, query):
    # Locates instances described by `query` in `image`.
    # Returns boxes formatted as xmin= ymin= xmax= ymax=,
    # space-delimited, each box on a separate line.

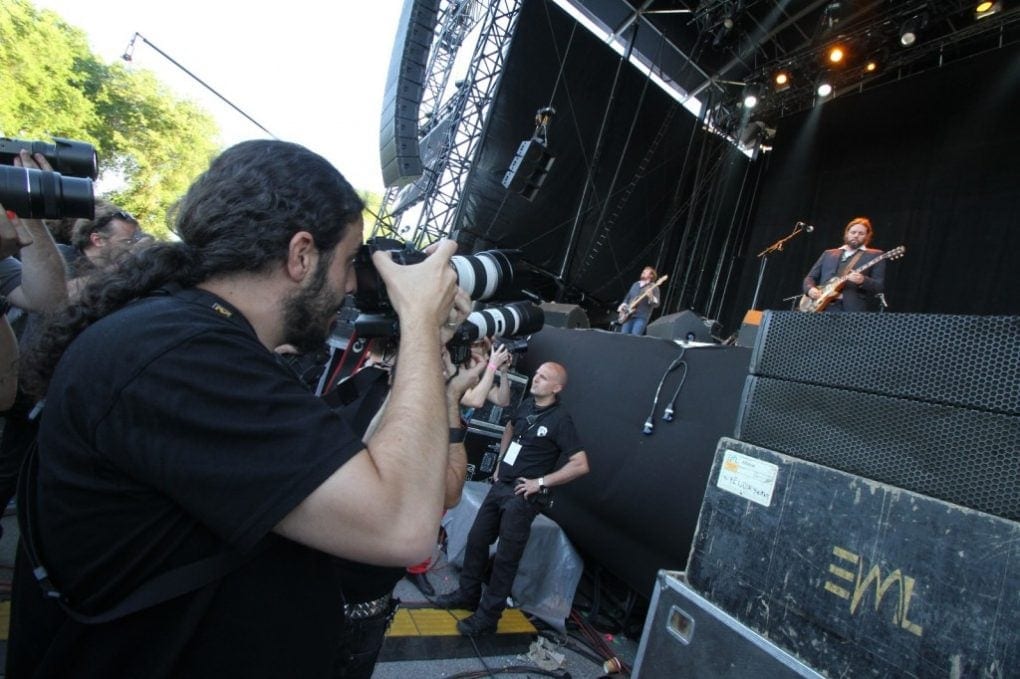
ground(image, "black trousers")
xmin=459 ymin=480 xmax=542 ymax=622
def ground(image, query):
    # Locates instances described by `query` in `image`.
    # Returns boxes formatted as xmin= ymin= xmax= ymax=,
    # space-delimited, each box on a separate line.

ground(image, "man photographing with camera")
xmin=9 ymin=139 xmax=471 ymax=677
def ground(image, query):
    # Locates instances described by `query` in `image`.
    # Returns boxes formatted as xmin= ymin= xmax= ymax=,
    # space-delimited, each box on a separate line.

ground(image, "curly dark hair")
xmin=23 ymin=140 xmax=364 ymax=400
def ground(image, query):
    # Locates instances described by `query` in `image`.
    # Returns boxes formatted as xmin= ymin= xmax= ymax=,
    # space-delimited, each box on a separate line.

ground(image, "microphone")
xmin=662 ymin=406 xmax=674 ymax=422
xmin=643 ymin=419 xmax=654 ymax=435
xmin=796 ymin=221 xmax=815 ymax=233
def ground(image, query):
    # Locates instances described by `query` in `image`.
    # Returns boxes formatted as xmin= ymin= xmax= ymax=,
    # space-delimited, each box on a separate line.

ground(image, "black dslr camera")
xmin=0 ymin=136 xmax=98 ymax=219
xmin=352 ymin=237 xmax=544 ymax=363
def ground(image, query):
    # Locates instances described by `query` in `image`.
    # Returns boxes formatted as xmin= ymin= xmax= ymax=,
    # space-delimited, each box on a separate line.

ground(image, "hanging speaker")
xmin=379 ymin=0 xmax=440 ymax=188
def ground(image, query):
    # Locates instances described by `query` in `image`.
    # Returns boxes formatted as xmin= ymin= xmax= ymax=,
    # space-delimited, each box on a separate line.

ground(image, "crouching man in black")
xmin=436 ymin=361 xmax=589 ymax=636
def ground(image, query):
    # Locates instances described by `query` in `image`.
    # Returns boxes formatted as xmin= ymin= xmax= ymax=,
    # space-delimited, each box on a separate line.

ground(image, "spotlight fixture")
xmin=827 ymin=45 xmax=846 ymax=64
xmin=865 ymin=59 xmax=879 ymax=73
xmin=899 ymin=14 xmax=927 ymax=46
xmin=975 ymin=0 xmax=1002 ymax=18
xmin=774 ymin=70 xmax=791 ymax=92
xmin=743 ymin=84 xmax=761 ymax=109
xmin=817 ymin=81 xmax=834 ymax=98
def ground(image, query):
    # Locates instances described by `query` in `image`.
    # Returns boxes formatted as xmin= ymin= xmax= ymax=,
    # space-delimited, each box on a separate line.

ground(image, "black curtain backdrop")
xmin=724 ymin=45 xmax=1020 ymax=332
xmin=454 ymin=0 xmax=749 ymax=320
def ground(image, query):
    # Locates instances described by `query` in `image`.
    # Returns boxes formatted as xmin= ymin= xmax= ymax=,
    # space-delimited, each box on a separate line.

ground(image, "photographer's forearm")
xmin=444 ymin=442 xmax=467 ymax=508
xmin=13 ymin=218 xmax=67 ymax=311
xmin=461 ymin=362 xmax=496 ymax=408
xmin=368 ymin=315 xmax=448 ymax=522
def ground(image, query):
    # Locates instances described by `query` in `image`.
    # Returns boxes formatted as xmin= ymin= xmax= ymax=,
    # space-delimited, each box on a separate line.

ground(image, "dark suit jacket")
xmin=803 ymin=247 xmax=885 ymax=312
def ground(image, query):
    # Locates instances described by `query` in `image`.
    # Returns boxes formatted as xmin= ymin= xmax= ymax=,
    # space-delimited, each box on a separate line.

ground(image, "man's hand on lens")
xmin=440 ymin=289 xmax=472 ymax=345
xmin=13 ymin=149 xmax=53 ymax=172
xmin=443 ymin=348 xmax=485 ymax=401
xmin=371 ymin=238 xmax=459 ymax=334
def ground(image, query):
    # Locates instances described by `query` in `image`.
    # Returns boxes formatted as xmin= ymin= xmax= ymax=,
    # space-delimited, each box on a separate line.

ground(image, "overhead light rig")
xmin=705 ymin=0 xmax=1019 ymax=136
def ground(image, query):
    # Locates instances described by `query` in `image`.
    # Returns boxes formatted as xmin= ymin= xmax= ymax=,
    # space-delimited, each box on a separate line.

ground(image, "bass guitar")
xmin=618 ymin=275 xmax=668 ymax=324
xmin=798 ymin=246 xmax=905 ymax=313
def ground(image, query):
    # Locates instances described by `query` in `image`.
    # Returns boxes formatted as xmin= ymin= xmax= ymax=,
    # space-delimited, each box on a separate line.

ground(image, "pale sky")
xmin=31 ymin=0 xmax=405 ymax=193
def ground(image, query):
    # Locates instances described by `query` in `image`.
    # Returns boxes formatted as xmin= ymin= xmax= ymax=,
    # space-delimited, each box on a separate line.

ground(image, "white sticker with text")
xmin=716 ymin=450 xmax=779 ymax=507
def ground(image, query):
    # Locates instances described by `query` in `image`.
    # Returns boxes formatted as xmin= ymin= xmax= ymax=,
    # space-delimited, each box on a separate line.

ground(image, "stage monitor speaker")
xmin=736 ymin=375 xmax=1020 ymax=520
xmin=735 ymin=309 xmax=763 ymax=348
xmin=751 ymin=312 xmax=1020 ymax=414
xmin=539 ymin=302 xmax=589 ymax=329
xmin=379 ymin=0 xmax=439 ymax=188
xmin=646 ymin=311 xmax=715 ymax=342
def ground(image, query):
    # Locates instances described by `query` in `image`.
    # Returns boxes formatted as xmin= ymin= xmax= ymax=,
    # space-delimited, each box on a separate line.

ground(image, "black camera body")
xmin=0 ymin=136 xmax=97 ymax=220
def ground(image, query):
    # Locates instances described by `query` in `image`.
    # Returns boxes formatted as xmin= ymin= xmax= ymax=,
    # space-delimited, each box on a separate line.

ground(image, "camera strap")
xmin=16 ymin=438 xmax=269 ymax=625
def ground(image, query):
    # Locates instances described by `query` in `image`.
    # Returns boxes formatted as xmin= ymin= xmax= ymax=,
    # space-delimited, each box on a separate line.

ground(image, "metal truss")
xmin=374 ymin=0 xmax=524 ymax=248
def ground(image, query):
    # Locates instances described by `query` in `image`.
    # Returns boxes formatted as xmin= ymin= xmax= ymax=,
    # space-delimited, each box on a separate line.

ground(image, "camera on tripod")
xmin=351 ymin=236 xmax=544 ymax=362
xmin=0 ymin=136 xmax=97 ymax=220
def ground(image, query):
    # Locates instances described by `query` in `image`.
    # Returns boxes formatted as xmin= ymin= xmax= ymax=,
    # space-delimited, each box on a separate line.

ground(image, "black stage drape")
xmin=724 ymin=46 xmax=1020 ymax=331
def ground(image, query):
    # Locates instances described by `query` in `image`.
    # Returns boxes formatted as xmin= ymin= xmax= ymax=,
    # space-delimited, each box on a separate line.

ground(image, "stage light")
xmin=975 ymin=0 xmax=1002 ymax=18
xmin=827 ymin=45 xmax=846 ymax=64
xmin=865 ymin=60 xmax=878 ymax=73
xmin=771 ymin=69 xmax=787 ymax=91
xmin=817 ymin=81 xmax=834 ymax=98
xmin=899 ymin=15 xmax=927 ymax=46
xmin=743 ymin=84 xmax=761 ymax=109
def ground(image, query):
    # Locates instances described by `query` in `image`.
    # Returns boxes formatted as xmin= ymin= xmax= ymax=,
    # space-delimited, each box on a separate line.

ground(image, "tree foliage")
xmin=0 ymin=0 xmax=220 ymax=239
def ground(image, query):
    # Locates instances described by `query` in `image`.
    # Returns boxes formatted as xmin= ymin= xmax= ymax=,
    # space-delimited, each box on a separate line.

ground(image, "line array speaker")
xmin=751 ymin=312 xmax=1020 ymax=415
xmin=379 ymin=0 xmax=439 ymax=188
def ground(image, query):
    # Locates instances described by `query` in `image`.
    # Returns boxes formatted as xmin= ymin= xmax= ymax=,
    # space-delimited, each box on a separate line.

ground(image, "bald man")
xmin=436 ymin=362 xmax=590 ymax=636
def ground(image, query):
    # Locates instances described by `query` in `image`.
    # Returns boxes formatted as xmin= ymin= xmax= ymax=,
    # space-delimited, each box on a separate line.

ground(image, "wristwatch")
xmin=538 ymin=477 xmax=545 ymax=490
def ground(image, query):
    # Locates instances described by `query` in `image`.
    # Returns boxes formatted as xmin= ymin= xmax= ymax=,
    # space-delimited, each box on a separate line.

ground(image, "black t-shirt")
xmin=8 ymin=288 xmax=366 ymax=678
xmin=497 ymin=397 xmax=583 ymax=481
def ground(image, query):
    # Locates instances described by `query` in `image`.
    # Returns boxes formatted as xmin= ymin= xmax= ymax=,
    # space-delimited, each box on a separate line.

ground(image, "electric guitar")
xmin=618 ymin=275 xmax=668 ymax=324
xmin=798 ymin=246 xmax=905 ymax=313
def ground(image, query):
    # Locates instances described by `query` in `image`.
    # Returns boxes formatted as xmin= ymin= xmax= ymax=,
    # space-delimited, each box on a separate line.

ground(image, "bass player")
xmin=803 ymin=217 xmax=886 ymax=312
xmin=617 ymin=266 xmax=662 ymax=334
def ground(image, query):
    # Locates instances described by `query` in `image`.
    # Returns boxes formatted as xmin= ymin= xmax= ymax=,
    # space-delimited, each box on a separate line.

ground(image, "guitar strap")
xmin=838 ymin=250 xmax=864 ymax=276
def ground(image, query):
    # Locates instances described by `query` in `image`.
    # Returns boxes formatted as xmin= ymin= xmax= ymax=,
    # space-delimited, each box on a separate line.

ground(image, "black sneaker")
xmin=432 ymin=589 xmax=479 ymax=610
xmin=406 ymin=572 xmax=435 ymax=597
xmin=456 ymin=613 xmax=498 ymax=637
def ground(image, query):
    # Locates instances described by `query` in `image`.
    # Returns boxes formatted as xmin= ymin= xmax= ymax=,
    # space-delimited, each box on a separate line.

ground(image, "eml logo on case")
xmin=823 ymin=545 xmax=924 ymax=637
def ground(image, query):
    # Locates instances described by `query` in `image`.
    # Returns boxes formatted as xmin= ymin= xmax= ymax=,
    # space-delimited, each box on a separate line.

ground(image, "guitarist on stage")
xmin=803 ymin=217 xmax=886 ymax=312
xmin=617 ymin=266 xmax=661 ymax=334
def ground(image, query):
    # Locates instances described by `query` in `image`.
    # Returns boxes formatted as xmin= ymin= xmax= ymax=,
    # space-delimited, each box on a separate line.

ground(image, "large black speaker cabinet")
xmin=515 ymin=328 xmax=751 ymax=594
xmin=751 ymin=312 xmax=1020 ymax=414
xmin=646 ymin=311 xmax=715 ymax=342
xmin=538 ymin=302 xmax=589 ymax=329
xmin=739 ymin=312 xmax=1020 ymax=520
xmin=379 ymin=0 xmax=439 ymax=188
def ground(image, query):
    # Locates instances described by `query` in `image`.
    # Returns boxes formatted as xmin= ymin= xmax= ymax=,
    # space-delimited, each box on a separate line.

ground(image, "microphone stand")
xmin=750 ymin=222 xmax=811 ymax=310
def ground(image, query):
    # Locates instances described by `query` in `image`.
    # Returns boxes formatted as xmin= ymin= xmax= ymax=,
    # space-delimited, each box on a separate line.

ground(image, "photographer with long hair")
xmin=8 ymin=140 xmax=470 ymax=678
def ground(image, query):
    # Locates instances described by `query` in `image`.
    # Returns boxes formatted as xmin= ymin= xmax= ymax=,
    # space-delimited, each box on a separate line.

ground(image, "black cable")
xmin=662 ymin=360 xmax=688 ymax=423
xmin=643 ymin=347 xmax=687 ymax=434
